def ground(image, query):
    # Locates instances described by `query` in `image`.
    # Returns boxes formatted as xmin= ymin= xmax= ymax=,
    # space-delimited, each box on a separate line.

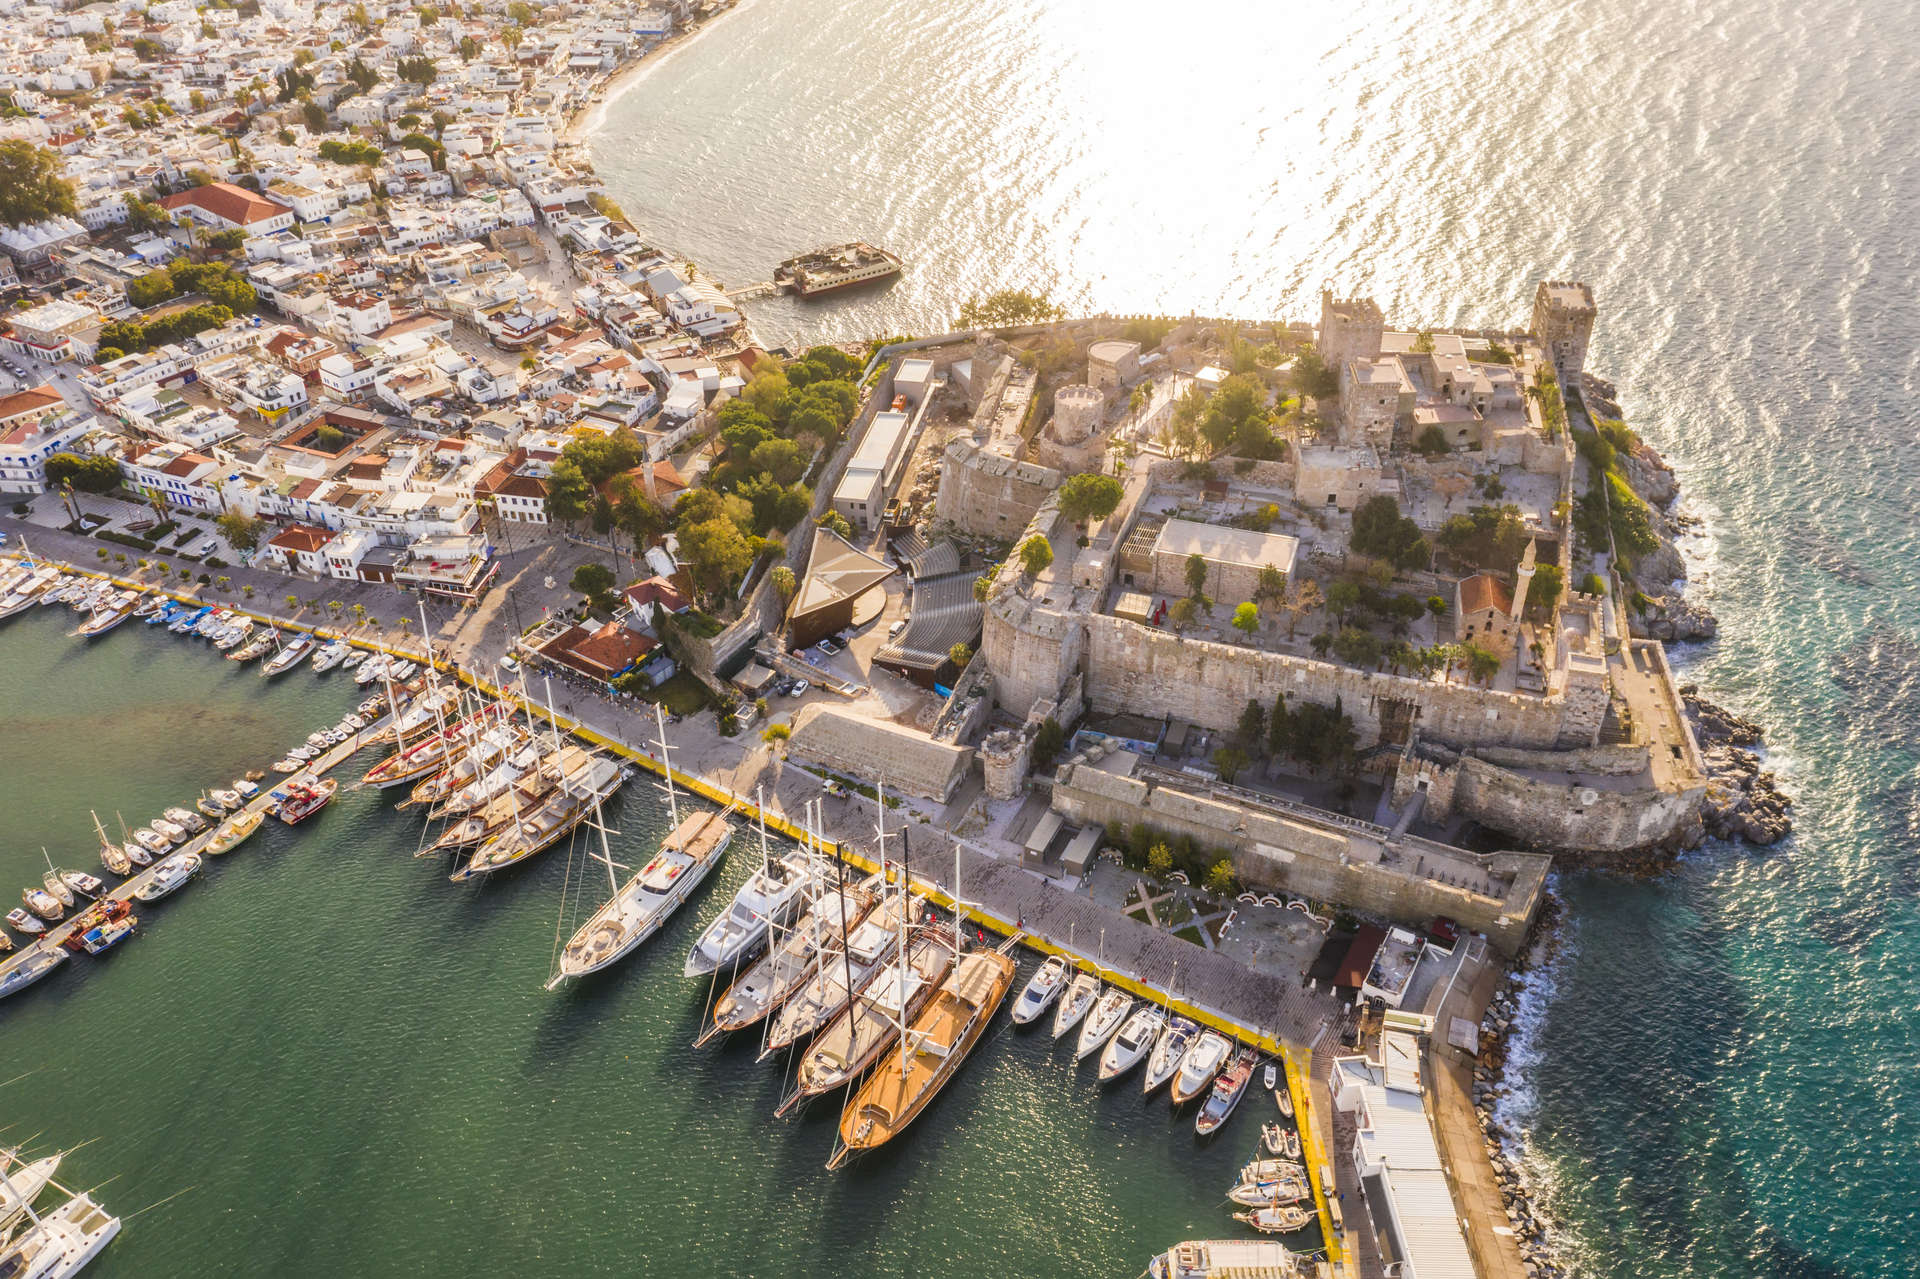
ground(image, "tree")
xmin=1058 ymin=473 xmax=1123 ymax=526
xmin=0 ymin=140 xmax=76 ymax=227
xmin=570 ymin=562 xmax=616 ymax=612
xmin=1350 ymin=494 xmax=1430 ymax=571
xmin=458 ymin=34 xmax=481 ymax=60
xmin=1235 ymin=698 xmax=1266 ymax=753
xmin=762 ymin=723 xmax=791 ymax=744
xmin=215 ymin=511 xmax=266 ymax=550
xmin=1255 ymin=564 xmax=1287 ymax=607
xmin=814 ymin=509 xmax=852 ymax=540
xmin=1427 ymin=594 xmax=1448 ymax=620
xmin=770 ymin=565 xmax=797 ymax=608
xmin=956 ymin=289 xmax=1062 ymax=329
xmin=397 ymin=55 xmax=438 ymax=86
xmin=1185 ymin=552 xmax=1209 ymax=598
xmin=1413 ymin=424 xmax=1450 ymax=457
xmin=1018 ymin=535 xmax=1053 ymax=576
xmin=1212 ymin=746 xmax=1248 ymax=784
xmin=1463 ymin=640 xmax=1501 ymax=685
xmin=679 ymin=517 xmax=753 ymax=602
xmin=948 ymin=642 xmax=973 ymax=670
xmin=286 ymin=594 xmax=300 ymax=612
xmin=1032 ymin=716 xmax=1065 ymax=768
xmin=1280 ymin=577 xmax=1322 ymax=640
xmin=973 ymin=574 xmax=993 ymax=603
xmin=352 ymin=604 xmax=366 ymax=625
xmin=1527 ymin=563 xmax=1563 ymax=618
xmin=43 ymin=453 xmax=120 ymax=493
xmin=1289 ymin=348 xmax=1340 ymax=400
xmin=1146 ymin=843 xmax=1173 ymax=877
xmin=1168 ymin=596 xmax=1200 ymax=633
xmin=1204 ymin=859 xmax=1237 ymax=897
xmin=544 ymin=458 xmax=592 ymax=525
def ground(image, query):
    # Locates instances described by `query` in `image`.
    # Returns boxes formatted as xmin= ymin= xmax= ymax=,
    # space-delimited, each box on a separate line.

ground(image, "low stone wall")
xmin=1472 ymin=741 xmax=1650 ymax=777
xmin=788 ymin=703 xmax=974 ymax=803
xmin=1450 ymin=755 xmax=1703 ymax=853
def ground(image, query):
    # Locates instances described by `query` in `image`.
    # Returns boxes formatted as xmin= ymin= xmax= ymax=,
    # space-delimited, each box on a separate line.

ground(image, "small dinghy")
xmin=1232 ymin=1204 xmax=1313 ymax=1234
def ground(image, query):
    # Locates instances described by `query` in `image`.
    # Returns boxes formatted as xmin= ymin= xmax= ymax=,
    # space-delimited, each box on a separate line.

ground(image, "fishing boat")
xmin=1051 ymin=967 xmax=1102 ymax=1039
xmin=135 ymin=851 xmax=202 ymax=901
xmin=1147 ymin=1239 xmax=1309 ymax=1279
xmin=1232 ymin=1203 xmax=1314 ymax=1234
xmin=1144 ymin=1015 xmax=1201 ymax=1095
xmin=148 ymin=817 xmax=186 ymax=844
xmin=1099 ymin=1005 xmax=1168 ymax=1083
xmin=684 ymin=846 xmax=823 ymax=978
xmin=1170 ymin=1030 xmax=1233 ymax=1105
xmin=551 ymin=707 xmax=733 ymax=988
xmin=0 ymin=1185 xmax=121 ymax=1274
xmin=205 ymin=810 xmax=263 ymax=855
xmin=57 ymin=870 xmax=103 ymax=899
xmin=1075 ymin=988 xmax=1135 ymax=1061
xmin=195 ymin=795 xmax=226 ymax=820
xmin=209 ymin=788 xmax=242 ymax=811
xmin=21 ymin=889 xmax=65 ymax=922
xmin=6 ymin=907 xmax=46 ymax=934
xmin=1196 ymin=1046 xmax=1257 ymax=1134
xmin=0 ymin=1152 xmax=62 ymax=1231
xmin=0 ymin=941 xmax=68 ymax=1000
xmin=1010 ymin=954 xmax=1069 ymax=1025
xmin=62 ymin=901 xmax=136 ymax=955
xmin=39 ymin=869 xmax=73 ymax=908
xmin=262 ymin=634 xmax=315 ymax=676
xmin=230 ymin=631 xmax=276 ymax=662
xmin=273 ymin=777 xmax=337 ymax=826
xmin=828 ymin=942 xmax=1015 ymax=1169
xmin=452 ymin=755 xmax=625 ymax=881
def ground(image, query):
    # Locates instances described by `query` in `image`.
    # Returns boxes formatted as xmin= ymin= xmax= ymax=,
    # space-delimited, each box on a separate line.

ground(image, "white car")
xmin=196 ymin=539 xmax=219 ymax=556
xmin=888 ymin=618 xmax=908 ymax=637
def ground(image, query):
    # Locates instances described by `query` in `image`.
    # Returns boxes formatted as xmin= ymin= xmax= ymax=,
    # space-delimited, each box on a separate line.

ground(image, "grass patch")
xmin=1159 ymin=896 xmax=1195 ymax=930
xmin=640 ymin=671 xmax=711 ymax=716
xmin=679 ymin=609 xmax=725 ymax=639
xmin=95 ymin=529 xmax=156 ymax=552
xmin=1172 ymin=924 xmax=1206 ymax=946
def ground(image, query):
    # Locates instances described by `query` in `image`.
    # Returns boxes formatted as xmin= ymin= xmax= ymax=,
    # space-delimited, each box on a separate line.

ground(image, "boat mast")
xmin=654 ymin=700 xmax=679 ymax=830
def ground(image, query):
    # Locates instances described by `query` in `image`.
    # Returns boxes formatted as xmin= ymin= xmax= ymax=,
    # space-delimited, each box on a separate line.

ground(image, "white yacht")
xmin=1144 ymin=1015 xmax=1201 ymax=1095
xmin=133 ymin=852 xmax=202 ymax=902
xmin=262 ymin=634 xmax=315 ymax=676
xmin=310 ymin=640 xmax=351 ymax=672
xmin=1010 ymin=954 xmax=1069 ymax=1025
xmin=1075 ymin=988 xmax=1135 ymax=1061
xmin=683 ymin=848 xmax=822 ymax=978
xmin=1169 ymin=1030 xmax=1233 ymax=1105
xmin=0 ymin=943 xmax=68 ymax=1001
xmin=1098 ymin=1005 xmax=1167 ymax=1083
xmin=1 ymin=1152 xmax=61 ymax=1231
xmin=761 ymin=888 xmax=920 ymax=1055
xmin=1051 ymin=969 xmax=1102 ymax=1039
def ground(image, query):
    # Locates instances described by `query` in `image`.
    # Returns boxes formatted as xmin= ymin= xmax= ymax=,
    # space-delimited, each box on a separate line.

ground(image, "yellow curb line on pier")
xmin=18 ymin=554 xmax=1345 ymax=1259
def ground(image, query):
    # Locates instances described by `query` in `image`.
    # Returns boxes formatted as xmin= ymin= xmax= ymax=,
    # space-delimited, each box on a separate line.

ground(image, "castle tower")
xmin=1530 ymin=280 xmax=1596 ymax=384
xmin=1317 ymin=288 xmax=1385 ymax=377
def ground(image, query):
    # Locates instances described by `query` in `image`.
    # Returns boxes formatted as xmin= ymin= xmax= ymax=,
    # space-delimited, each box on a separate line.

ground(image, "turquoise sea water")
xmin=595 ymin=0 xmax=1920 ymax=1273
xmin=0 ymin=607 xmax=1280 ymax=1275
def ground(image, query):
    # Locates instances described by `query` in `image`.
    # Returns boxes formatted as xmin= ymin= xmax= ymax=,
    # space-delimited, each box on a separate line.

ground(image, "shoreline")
xmin=560 ymin=0 xmax=755 ymax=149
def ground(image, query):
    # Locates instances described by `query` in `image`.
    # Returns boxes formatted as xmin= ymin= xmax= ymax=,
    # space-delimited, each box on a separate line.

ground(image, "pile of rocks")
xmin=1682 ymin=686 xmax=1794 ymax=846
xmin=1470 ymin=903 xmax=1567 ymax=1278
xmin=1636 ymin=592 xmax=1719 ymax=642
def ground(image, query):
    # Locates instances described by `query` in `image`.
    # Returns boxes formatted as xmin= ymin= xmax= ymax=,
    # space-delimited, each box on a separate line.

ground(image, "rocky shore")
xmin=1471 ymin=896 xmax=1567 ymax=1279
xmin=1682 ymin=685 xmax=1794 ymax=845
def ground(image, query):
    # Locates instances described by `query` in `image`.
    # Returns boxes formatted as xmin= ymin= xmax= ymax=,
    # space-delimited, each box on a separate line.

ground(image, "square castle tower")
xmin=1531 ymin=280 xmax=1596 ymax=383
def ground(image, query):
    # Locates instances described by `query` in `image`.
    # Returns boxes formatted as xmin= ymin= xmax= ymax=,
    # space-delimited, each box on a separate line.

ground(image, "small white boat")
xmin=1098 ymin=1005 xmax=1167 ymax=1083
xmin=131 ymin=828 xmax=171 ymax=855
xmin=1075 ymin=988 xmax=1134 ymax=1061
xmin=163 ymin=806 xmax=207 ymax=834
xmin=6 ymin=907 xmax=47 ymax=934
xmin=270 ymin=758 xmax=302 ymax=774
xmin=343 ymin=714 xmax=368 ymax=731
xmin=147 ymin=820 xmax=186 ymax=845
xmin=59 ymin=870 xmax=104 ymax=898
xmin=1228 ymin=1179 xmax=1311 ymax=1210
xmin=1010 ymin=954 xmax=1069 ymax=1025
xmin=134 ymin=851 xmax=202 ymax=902
xmin=209 ymin=788 xmax=242 ymax=811
xmin=353 ymin=656 xmax=389 ymax=686
xmin=307 ymin=731 xmax=332 ymax=748
xmin=22 ymin=888 xmax=65 ymax=922
xmin=233 ymin=778 xmax=261 ymax=800
xmin=122 ymin=842 xmax=151 ymax=868
xmin=342 ymin=649 xmax=367 ymax=668
xmin=1264 ymin=1063 xmax=1278 ymax=1091
xmin=1051 ymin=970 xmax=1101 ymax=1039
xmin=287 ymin=746 xmax=318 ymax=762
xmin=387 ymin=660 xmax=418 ymax=680
xmin=310 ymin=641 xmax=350 ymax=672
xmin=1262 ymin=1123 xmax=1288 ymax=1156
xmin=1275 ymin=1080 xmax=1294 ymax=1119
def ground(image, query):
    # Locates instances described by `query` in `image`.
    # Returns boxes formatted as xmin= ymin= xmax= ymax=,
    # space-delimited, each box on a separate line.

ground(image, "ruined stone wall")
xmin=1083 ymin=614 xmax=1574 ymax=750
xmin=1052 ymin=764 xmax=1546 ymax=954
xmin=935 ymin=439 xmax=1061 ymax=538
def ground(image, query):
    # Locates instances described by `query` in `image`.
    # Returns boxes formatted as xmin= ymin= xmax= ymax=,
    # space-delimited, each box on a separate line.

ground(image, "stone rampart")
xmin=1083 ymin=613 xmax=1574 ymax=750
xmin=1449 ymin=755 xmax=1703 ymax=853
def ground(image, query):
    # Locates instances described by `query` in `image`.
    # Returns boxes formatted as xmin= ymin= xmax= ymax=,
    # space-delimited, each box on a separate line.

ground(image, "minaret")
xmin=1512 ymin=539 xmax=1537 ymax=622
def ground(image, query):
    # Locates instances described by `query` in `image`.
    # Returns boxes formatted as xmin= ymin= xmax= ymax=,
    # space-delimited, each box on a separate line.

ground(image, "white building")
xmin=0 ymin=387 xmax=92 ymax=495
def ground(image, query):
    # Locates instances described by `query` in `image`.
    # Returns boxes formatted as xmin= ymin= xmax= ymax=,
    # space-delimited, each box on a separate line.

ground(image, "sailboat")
xmin=682 ymin=807 xmax=824 ymax=978
xmin=782 ymin=920 xmax=958 ymax=1111
xmin=826 ymin=838 xmax=1014 ymax=1170
xmin=1051 ymin=929 xmax=1103 ymax=1039
xmin=0 ymin=1150 xmax=61 ymax=1232
xmin=698 ymin=801 xmax=857 ymax=1038
xmin=0 ymin=1150 xmax=120 ymax=1275
xmin=548 ymin=704 xmax=733 ymax=988
xmin=92 ymin=813 xmax=131 ymax=877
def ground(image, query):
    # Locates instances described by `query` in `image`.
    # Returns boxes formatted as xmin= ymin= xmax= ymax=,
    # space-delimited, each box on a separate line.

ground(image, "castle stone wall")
xmin=1450 ymin=755 xmax=1703 ymax=852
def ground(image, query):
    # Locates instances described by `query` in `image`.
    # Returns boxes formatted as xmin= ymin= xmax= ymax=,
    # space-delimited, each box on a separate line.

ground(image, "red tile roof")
xmin=0 ymin=384 xmax=66 ymax=423
xmin=1458 ymin=573 xmax=1514 ymax=617
xmin=267 ymin=523 xmax=335 ymax=554
xmin=159 ymin=181 xmax=293 ymax=227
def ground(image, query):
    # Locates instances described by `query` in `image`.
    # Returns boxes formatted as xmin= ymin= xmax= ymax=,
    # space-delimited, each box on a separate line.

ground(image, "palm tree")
xmin=243 ymin=584 xmax=254 ymax=598
xmin=397 ymin=617 xmax=412 ymax=634
xmin=328 ymin=600 xmax=343 ymax=617
xmin=95 ymin=548 xmax=108 ymax=561
xmin=285 ymin=593 xmax=300 ymax=613
xmin=351 ymin=604 xmax=367 ymax=626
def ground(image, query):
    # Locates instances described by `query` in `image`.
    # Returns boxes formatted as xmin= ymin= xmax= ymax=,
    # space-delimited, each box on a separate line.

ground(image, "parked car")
xmin=888 ymin=618 xmax=908 ymax=638
xmin=790 ymin=679 xmax=810 ymax=697
xmin=196 ymin=539 xmax=219 ymax=556
xmin=818 ymin=638 xmax=841 ymax=656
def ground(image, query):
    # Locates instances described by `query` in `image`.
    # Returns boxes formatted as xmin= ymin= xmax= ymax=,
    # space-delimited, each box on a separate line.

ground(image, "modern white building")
xmin=832 ymin=408 xmax=918 ymax=531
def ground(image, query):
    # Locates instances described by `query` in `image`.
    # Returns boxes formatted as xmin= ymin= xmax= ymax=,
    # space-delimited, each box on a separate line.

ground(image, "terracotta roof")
xmin=539 ymin=620 xmax=654 ymax=679
xmin=622 ymin=575 xmax=688 ymax=614
xmin=159 ymin=181 xmax=293 ymax=227
xmin=268 ymin=523 xmax=335 ymax=554
xmin=0 ymin=384 xmax=66 ymax=423
xmin=475 ymin=451 xmax=547 ymax=501
xmin=1458 ymin=573 xmax=1514 ymax=617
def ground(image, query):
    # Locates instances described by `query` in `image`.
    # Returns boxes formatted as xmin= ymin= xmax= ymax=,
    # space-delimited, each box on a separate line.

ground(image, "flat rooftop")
xmin=1152 ymin=517 xmax=1299 ymax=574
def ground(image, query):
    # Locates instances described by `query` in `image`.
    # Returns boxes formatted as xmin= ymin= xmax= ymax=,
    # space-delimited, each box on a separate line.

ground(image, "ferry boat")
xmin=827 ymin=944 xmax=1015 ymax=1169
xmin=1147 ymin=1239 xmax=1309 ymax=1279
xmin=274 ymin=778 xmax=337 ymax=826
xmin=773 ymin=242 xmax=902 ymax=297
